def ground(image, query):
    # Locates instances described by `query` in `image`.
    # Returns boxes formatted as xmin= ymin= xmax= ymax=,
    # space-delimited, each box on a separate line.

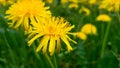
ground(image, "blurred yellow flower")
xmin=99 ymin=0 xmax=120 ymax=12
xmin=5 ymin=0 xmax=51 ymax=30
xmin=0 ymin=0 xmax=14 ymax=5
xmin=0 ymin=0 xmax=5 ymax=4
xmin=79 ymin=0 xmax=87 ymax=3
xmin=69 ymin=0 xmax=79 ymax=3
xmin=88 ymin=0 xmax=96 ymax=5
xmin=46 ymin=0 xmax=53 ymax=3
xmin=61 ymin=0 xmax=68 ymax=4
xmin=79 ymin=6 xmax=91 ymax=16
xmin=77 ymin=32 xmax=87 ymax=40
xmin=96 ymin=14 xmax=111 ymax=22
xmin=81 ymin=24 xmax=97 ymax=35
xmin=68 ymin=3 xmax=79 ymax=9
xmin=28 ymin=17 xmax=77 ymax=56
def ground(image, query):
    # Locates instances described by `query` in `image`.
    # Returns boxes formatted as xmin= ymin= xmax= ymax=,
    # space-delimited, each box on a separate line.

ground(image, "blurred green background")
xmin=0 ymin=0 xmax=120 ymax=68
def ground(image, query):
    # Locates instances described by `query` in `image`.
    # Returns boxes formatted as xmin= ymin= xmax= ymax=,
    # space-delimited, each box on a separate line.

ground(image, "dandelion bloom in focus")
xmin=99 ymin=0 xmax=120 ymax=12
xmin=77 ymin=32 xmax=87 ymax=40
xmin=28 ymin=17 xmax=77 ymax=56
xmin=79 ymin=6 xmax=91 ymax=16
xmin=81 ymin=24 xmax=97 ymax=35
xmin=5 ymin=0 xmax=51 ymax=30
xmin=96 ymin=14 xmax=111 ymax=22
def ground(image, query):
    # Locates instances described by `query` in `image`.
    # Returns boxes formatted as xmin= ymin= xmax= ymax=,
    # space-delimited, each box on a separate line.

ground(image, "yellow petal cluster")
xmin=61 ymin=0 xmax=68 ymax=4
xmin=5 ymin=0 xmax=51 ymax=30
xmin=28 ymin=17 xmax=76 ymax=55
xmin=68 ymin=0 xmax=79 ymax=9
xmin=68 ymin=3 xmax=79 ymax=9
xmin=88 ymin=0 xmax=96 ymax=5
xmin=81 ymin=24 xmax=97 ymax=35
xmin=0 ymin=0 xmax=14 ymax=5
xmin=79 ymin=6 xmax=91 ymax=16
xmin=69 ymin=0 xmax=79 ymax=3
xmin=96 ymin=14 xmax=111 ymax=22
xmin=77 ymin=32 xmax=87 ymax=40
xmin=99 ymin=0 xmax=120 ymax=12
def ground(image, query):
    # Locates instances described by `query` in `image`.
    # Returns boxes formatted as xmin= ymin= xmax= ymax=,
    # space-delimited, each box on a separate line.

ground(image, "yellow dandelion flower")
xmin=28 ymin=17 xmax=77 ymax=56
xmin=69 ymin=0 xmax=79 ymax=3
xmin=0 ymin=0 xmax=14 ymax=5
xmin=81 ymin=24 xmax=97 ymax=35
xmin=0 ymin=0 xmax=5 ymax=5
xmin=88 ymin=0 xmax=96 ymax=5
xmin=68 ymin=3 xmax=79 ymax=9
xmin=99 ymin=0 xmax=120 ymax=12
xmin=79 ymin=0 xmax=87 ymax=3
xmin=77 ymin=32 xmax=87 ymax=40
xmin=5 ymin=0 xmax=51 ymax=30
xmin=79 ymin=6 xmax=91 ymax=16
xmin=96 ymin=14 xmax=111 ymax=22
xmin=61 ymin=0 xmax=68 ymax=4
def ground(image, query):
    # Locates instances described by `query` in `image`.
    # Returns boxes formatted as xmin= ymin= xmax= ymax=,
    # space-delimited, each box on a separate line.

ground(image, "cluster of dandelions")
xmin=99 ymin=0 xmax=120 ymax=12
xmin=5 ymin=0 xmax=115 ymax=56
xmin=5 ymin=0 xmax=77 ymax=56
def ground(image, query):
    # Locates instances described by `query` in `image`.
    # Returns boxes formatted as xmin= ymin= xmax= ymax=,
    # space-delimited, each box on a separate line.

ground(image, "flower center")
xmin=47 ymin=26 xmax=60 ymax=39
xmin=48 ymin=26 xmax=54 ymax=33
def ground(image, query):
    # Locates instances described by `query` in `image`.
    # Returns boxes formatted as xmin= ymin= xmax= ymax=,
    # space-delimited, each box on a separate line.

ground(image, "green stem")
xmin=45 ymin=54 xmax=54 ymax=68
xmin=53 ymin=55 xmax=58 ymax=68
xmin=117 ymin=12 xmax=120 ymax=23
xmin=32 ymin=43 xmax=45 ymax=68
xmin=100 ymin=22 xmax=111 ymax=58
xmin=101 ymin=23 xmax=104 ymax=40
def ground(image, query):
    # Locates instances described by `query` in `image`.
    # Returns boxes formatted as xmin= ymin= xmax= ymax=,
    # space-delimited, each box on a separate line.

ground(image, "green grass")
xmin=0 ymin=1 xmax=120 ymax=68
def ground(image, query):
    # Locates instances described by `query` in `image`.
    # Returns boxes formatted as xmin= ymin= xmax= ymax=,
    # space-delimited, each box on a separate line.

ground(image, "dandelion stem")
xmin=53 ymin=54 xmax=58 ymax=68
xmin=45 ymin=53 xmax=54 ymax=68
xmin=117 ymin=12 xmax=120 ymax=23
xmin=32 ymin=43 xmax=45 ymax=68
xmin=100 ymin=22 xmax=111 ymax=58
